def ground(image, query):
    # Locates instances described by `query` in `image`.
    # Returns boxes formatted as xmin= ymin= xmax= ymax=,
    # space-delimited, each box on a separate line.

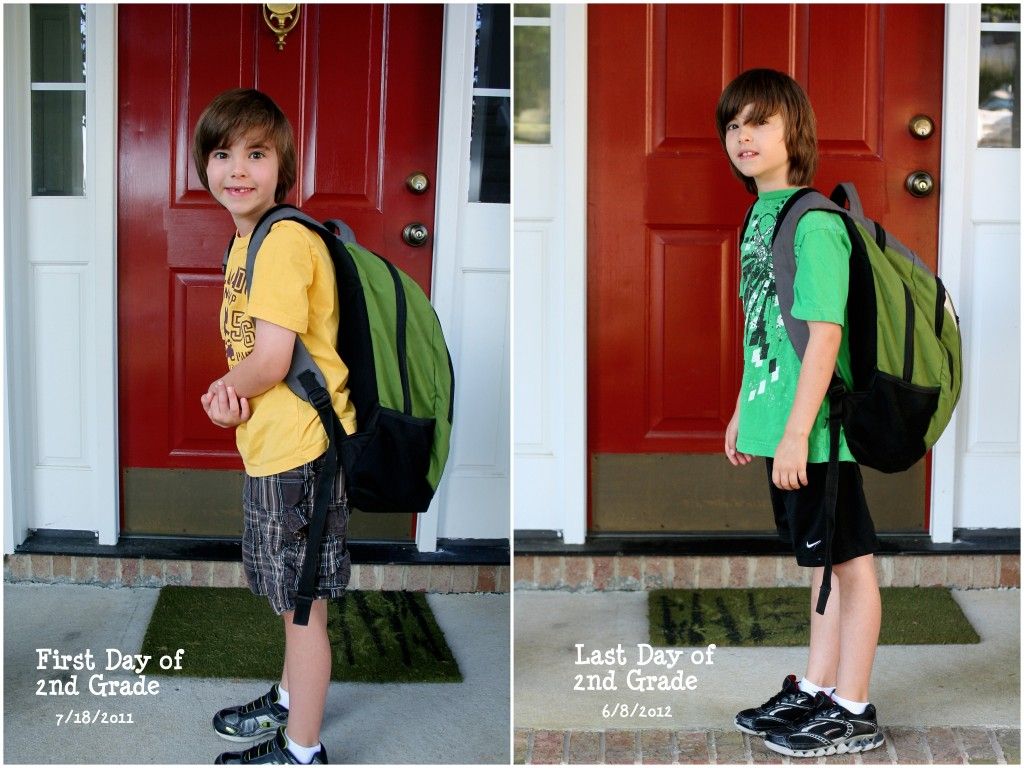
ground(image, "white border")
xmin=418 ymin=4 xmax=476 ymax=553
xmin=562 ymin=5 xmax=588 ymax=545
xmin=931 ymin=4 xmax=976 ymax=543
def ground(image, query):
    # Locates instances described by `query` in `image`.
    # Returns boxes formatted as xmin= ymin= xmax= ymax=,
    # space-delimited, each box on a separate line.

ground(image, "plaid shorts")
xmin=242 ymin=453 xmax=351 ymax=615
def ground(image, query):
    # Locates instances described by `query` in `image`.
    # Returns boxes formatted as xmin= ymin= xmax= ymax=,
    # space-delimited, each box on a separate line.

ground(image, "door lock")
xmin=905 ymin=171 xmax=935 ymax=198
xmin=405 ymin=172 xmax=430 ymax=194
xmin=908 ymin=114 xmax=935 ymax=139
xmin=402 ymin=223 xmax=429 ymax=247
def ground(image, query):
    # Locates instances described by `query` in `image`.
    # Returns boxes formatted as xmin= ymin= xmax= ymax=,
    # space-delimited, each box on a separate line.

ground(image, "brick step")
xmin=514 ymin=554 xmax=1019 ymax=591
xmin=515 ymin=726 xmax=1021 ymax=765
xmin=3 ymin=554 xmax=508 ymax=592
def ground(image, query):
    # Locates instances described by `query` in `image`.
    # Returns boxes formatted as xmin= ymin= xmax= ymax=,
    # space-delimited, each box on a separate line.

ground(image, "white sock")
xmin=798 ymin=678 xmax=836 ymax=697
xmin=285 ymin=730 xmax=322 ymax=764
xmin=275 ymin=684 xmax=290 ymax=710
xmin=831 ymin=693 xmax=868 ymax=715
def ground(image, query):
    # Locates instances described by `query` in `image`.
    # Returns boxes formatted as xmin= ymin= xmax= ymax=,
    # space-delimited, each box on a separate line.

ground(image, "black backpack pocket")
xmin=339 ymin=405 xmax=436 ymax=514
xmin=843 ymin=371 xmax=939 ymax=473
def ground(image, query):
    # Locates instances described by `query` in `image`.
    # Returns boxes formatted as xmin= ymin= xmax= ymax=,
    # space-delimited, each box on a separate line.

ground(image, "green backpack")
xmin=227 ymin=204 xmax=454 ymax=623
xmin=755 ymin=183 xmax=962 ymax=612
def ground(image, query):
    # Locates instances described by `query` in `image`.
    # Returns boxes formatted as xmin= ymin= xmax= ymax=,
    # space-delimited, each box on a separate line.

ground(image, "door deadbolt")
xmin=908 ymin=114 xmax=935 ymax=139
xmin=405 ymin=172 xmax=430 ymax=194
xmin=402 ymin=223 xmax=429 ymax=247
xmin=905 ymin=171 xmax=935 ymax=198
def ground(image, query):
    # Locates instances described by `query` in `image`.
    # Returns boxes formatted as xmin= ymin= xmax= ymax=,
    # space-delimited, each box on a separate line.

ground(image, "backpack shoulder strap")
xmin=243 ymin=204 xmax=345 ymax=402
xmin=770 ymin=187 xmax=846 ymax=360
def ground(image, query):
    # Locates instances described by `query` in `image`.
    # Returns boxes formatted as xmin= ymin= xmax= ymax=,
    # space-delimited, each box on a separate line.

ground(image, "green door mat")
xmin=649 ymin=587 xmax=980 ymax=647
xmin=140 ymin=587 xmax=462 ymax=683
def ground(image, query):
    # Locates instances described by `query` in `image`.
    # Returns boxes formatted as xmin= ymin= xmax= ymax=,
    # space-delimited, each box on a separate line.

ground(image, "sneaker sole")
xmin=734 ymin=721 xmax=766 ymax=737
xmin=764 ymin=733 xmax=885 ymax=758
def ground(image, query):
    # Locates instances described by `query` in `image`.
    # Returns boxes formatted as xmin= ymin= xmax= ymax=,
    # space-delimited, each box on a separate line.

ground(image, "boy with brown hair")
xmin=715 ymin=68 xmax=885 ymax=757
xmin=193 ymin=87 xmax=357 ymax=765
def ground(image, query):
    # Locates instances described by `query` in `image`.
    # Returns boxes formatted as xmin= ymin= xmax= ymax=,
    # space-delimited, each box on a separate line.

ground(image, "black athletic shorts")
xmin=766 ymin=458 xmax=879 ymax=568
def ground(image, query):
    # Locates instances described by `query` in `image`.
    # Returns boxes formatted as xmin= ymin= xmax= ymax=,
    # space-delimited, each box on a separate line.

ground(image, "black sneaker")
xmin=213 ymin=684 xmax=289 ymax=742
xmin=763 ymin=693 xmax=885 ymax=758
xmin=214 ymin=726 xmax=328 ymax=764
xmin=734 ymin=675 xmax=819 ymax=736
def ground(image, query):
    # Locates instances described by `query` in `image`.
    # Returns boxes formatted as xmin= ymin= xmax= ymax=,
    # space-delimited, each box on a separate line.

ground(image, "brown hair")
xmin=715 ymin=69 xmax=818 ymax=195
xmin=191 ymin=88 xmax=297 ymax=204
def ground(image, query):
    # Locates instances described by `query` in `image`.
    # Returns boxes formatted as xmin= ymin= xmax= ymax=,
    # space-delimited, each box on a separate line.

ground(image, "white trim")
xmin=4 ymin=4 xmax=32 ymax=553
xmin=418 ymin=4 xmax=477 ymax=553
xmin=472 ymin=88 xmax=511 ymax=98
xmin=932 ymin=4 xmax=975 ymax=543
xmin=561 ymin=5 xmax=588 ymax=545
xmin=30 ymin=83 xmax=87 ymax=91
xmin=92 ymin=5 xmax=119 ymax=545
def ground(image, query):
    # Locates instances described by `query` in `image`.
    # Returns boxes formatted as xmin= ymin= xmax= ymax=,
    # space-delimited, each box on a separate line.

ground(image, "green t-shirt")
xmin=737 ymin=187 xmax=855 ymax=462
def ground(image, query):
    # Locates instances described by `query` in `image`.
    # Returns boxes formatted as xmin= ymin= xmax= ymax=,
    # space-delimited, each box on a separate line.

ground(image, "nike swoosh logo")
xmin=806 ymin=540 xmax=822 ymax=548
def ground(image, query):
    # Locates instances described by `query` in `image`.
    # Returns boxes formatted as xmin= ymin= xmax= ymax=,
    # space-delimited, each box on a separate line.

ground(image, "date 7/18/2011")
xmin=56 ymin=710 xmax=135 ymax=726
xmin=602 ymin=703 xmax=672 ymax=719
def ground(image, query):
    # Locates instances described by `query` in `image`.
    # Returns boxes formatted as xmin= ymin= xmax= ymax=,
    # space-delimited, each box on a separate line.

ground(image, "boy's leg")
xmin=832 ymin=553 xmax=881 ymax=703
xmin=805 ymin=566 xmax=840 ymax=689
xmin=282 ymin=598 xmax=331 ymax=748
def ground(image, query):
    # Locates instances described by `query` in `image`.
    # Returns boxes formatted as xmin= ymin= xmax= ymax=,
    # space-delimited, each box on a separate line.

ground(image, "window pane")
xmin=981 ymin=4 xmax=1021 ymax=23
xmin=475 ymin=4 xmax=510 ymax=90
xmin=514 ymin=26 xmax=551 ymax=144
xmin=31 ymin=4 xmax=86 ymax=84
xmin=979 ymin=31 xmax=1021 ymax=147
xmin=32 ymin=91 xmax=86 ymax=196
xmin=469 ymin=97 xmax=510 ymax=204
xmin=514 ymin=4 xmax=550 ymax=19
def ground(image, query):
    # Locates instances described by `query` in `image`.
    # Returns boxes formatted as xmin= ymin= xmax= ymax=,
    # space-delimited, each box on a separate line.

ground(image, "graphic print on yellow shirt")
xmin=221 ymin=220 xmax=357 ymax=477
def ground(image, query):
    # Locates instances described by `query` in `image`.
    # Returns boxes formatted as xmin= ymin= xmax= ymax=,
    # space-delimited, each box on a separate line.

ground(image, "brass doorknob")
xmin=905 ymin=171 xmax=935 ymax=198
xmin=405 ymin=172 xmax=430 ymax=194
xmin=909 ymin=114 xmax=935 ymax=139
xmin=402 ymin=222 xmax=429 ymax=247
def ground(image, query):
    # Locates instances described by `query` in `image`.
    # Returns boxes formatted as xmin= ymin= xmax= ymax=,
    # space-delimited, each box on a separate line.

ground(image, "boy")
xmin=193 ymin=88 xmax=357 ymax=765
xmin=715 ymin=69 xmax=885 ymax=757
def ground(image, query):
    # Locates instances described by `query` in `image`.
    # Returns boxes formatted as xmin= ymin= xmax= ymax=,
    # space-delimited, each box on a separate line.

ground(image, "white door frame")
xmin=422 ymin=3 xmax=512 ymax=549
xmin=3 ymin=5 xmax=119 ymax=551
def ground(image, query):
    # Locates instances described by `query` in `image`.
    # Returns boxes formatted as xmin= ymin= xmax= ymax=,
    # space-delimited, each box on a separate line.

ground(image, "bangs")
xmin=716 ymin=71 xmax=787 ymax=133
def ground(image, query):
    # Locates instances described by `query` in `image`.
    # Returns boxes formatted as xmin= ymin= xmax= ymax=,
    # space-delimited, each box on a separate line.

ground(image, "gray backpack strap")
xmin=244 ymin=205 xmax=337 ymax=402
xmin=830 ymin=182 xmax=864 ymax=219
xmin=324 ymin=219 xmax=357 ymax=245
xmin=770 ymin=188 xmax=845 ymax=360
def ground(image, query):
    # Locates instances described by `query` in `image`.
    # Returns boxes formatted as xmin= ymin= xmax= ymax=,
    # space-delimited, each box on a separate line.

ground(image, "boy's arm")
xmin=725 ymin=390 xmax=754 ymax=466
xmin=201 ymin=320 xmax=296 ymax=428
xmin=771 ymin=320 xmax=842 ymax=490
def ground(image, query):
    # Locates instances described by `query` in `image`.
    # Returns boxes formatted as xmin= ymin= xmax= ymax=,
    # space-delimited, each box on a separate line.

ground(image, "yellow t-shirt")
xmin=220 ymin=219 xmax=357 ymax=477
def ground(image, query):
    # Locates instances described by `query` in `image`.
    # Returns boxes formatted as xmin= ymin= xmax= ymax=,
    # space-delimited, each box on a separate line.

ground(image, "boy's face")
xmin=725 ymin=104 xmax=791 ymax=192
xmin=205 ymin=131 xmax=280 ymax=236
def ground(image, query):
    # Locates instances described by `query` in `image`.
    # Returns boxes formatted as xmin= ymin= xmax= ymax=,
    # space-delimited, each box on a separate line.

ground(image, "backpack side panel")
xmin=346 ymin=243 xmax=406 ymax=412
xmin=395 ymin=269 xmax=454 ymax=491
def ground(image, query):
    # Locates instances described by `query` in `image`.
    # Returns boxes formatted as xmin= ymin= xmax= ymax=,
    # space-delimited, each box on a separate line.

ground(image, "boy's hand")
xmin=201 ymin=380 xmax=251 ymax=428
xmin=772 ymin=431 xmax=809 ymax=490
xmin=725 ymin=408 xmax=753 ymax=466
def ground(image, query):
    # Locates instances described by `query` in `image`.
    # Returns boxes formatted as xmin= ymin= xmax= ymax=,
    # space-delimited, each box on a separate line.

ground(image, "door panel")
xmin=118 ymin=4 xmax=443 ymax=537
xmin=588 ymin=4 xmax=943 ymax=532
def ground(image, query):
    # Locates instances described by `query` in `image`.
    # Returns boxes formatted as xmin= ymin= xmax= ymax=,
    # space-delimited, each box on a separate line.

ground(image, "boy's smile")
xmin=205 ymin=132 xmax=280 ymax=236
xmin=726 ymin=104 xmax=791 ymax=192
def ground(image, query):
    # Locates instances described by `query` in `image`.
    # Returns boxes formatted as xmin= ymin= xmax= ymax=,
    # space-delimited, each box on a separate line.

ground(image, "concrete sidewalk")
xmin=514 ymin=589 xmax=1020 ymax=764
xmin=4 ymin=583 xmax=510 ymax=764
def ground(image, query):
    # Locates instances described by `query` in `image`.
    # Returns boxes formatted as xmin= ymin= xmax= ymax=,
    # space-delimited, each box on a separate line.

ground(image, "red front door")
xmin=588 ymin=4 xmax=944 ymax=533
xmin=117 ymin=4 xmax=443 ymax=537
